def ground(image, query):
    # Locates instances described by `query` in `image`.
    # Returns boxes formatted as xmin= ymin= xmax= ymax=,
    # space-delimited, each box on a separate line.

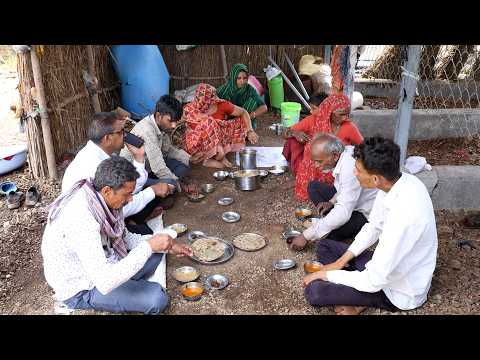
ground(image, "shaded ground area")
xmin=1 ymin=112 xmax=479 ymax=315
xmin=364 ymin=96 xmax=480 ymax=110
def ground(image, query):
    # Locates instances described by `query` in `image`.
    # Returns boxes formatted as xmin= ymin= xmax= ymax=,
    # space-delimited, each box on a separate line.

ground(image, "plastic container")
xmin=280 ymin=102 xmax=302 ymax=128
xmin=0 ymin=144 xmax=27 ymax=175
xmin=267 ymin=75 xmax=284 ymax=110
xmin=111 ymin=45 xmax=170 ymax=119
xmin=351 ymin=91 xmax=364 ymax=110
xmin=248 ymin=75 xmax=264 ymax=96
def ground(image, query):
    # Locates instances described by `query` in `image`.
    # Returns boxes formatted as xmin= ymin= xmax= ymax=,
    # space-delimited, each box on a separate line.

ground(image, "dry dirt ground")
xmin=1 ymin=112 xmax=480 ymax=315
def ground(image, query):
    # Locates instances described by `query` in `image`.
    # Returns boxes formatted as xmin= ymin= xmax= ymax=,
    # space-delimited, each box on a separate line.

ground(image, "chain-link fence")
xmin=355 ymin=45 xmax=480 ymax=138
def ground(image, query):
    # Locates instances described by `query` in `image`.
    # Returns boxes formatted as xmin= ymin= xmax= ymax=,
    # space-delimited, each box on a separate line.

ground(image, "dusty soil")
xmin=1 ymin=112 xmax=479 ymax=315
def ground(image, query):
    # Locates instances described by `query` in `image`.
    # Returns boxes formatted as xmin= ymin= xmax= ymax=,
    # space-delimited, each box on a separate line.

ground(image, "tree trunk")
xmin=435 ymin=45 xmax=475 ymax=80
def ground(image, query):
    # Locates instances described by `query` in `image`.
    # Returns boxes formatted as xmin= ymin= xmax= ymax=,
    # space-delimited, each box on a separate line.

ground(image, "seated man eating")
xmin=62 ymin=111 xmax=173 ymax=235
xmin=42 ymin=156 xmax=192 ymax=315
xmin=303 ymin=137 xmax=438 ymax=315
xmin=289 ymin=133 xmax=377 ymax=250
xmin=121 ymin=94 xmax=203 ymax=198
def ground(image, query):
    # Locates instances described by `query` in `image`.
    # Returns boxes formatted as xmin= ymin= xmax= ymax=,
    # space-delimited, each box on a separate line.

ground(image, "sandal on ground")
xmin=25 ymin=186 xmax=40 ymax=207
xmin=6 ymin=191 xmax=24 ymax=210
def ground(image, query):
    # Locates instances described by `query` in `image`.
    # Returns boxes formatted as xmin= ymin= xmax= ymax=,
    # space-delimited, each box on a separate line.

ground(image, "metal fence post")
xmin=324 ymin=45 xmax=331 ymax=64
xmin=394 ymin=45 xmax=422 ymax=166
xmin=344 ymin=45 xmax=358 ymax=106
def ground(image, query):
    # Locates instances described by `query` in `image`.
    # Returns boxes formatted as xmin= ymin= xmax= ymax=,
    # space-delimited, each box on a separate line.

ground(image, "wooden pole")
xmin=30 ymin=45 xmax=58 ymax=180
xmin=220 ymin=45 xmax=228 ymax=80
xmin=344 ymin=45 xmax=358 ymax=105
xmin=394 ymin=45 xmax=422 ymax=165
xmin=86 ymin=45 xmax=102 ymax=113
xmin=324 ymin=45 xmax=332 ymax=65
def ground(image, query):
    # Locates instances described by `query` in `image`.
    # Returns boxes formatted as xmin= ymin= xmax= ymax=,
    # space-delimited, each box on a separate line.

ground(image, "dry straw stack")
xmin=17 ymin=45 xmax=119 ymax=179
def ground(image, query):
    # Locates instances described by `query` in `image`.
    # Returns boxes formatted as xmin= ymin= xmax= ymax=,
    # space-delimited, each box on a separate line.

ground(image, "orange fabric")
xmin=183 ymin=84 xmax=246 ymax=159
xmin=294 ymin=93 xmax=362 ymax=201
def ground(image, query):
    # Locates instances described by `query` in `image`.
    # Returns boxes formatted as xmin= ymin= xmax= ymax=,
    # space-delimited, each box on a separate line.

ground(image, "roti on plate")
xmin=233 ymin=233 xmax=266 ymax=251
xmin=191 ymin=237 xmax=225 ymax=262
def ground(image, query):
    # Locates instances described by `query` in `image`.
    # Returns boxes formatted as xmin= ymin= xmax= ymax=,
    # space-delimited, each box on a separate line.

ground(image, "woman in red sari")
xmin=183 ymin=83 xmax=259 ymax=169
xmin=282 ymin=93 xmax=363 ymax=201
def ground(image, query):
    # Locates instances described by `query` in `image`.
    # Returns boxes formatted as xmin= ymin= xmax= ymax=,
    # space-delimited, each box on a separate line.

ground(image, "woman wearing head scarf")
xmin=282 ymin=93 xmax=363 ymax=201
xmin=217 ymin=63 xmax=268 ymax=129
xmin=183 ymin=83 xmax=259 ymax=169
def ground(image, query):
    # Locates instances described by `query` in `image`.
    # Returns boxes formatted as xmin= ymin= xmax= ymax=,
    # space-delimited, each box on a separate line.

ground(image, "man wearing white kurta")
xmin=43 ymin=157 xmax=192 ymax=314
xmin=62 ymin=112 xmax=174 ymax=234
xmin=289 ymin=134 xmax=377 ymax=251
xmin=303 ymin=137 xmax=438 ymax=315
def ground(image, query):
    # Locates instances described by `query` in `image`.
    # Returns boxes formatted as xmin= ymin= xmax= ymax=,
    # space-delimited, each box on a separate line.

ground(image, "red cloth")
xmin=183 ymin=84 xmax=247 ymax=159
xmin=290 ymin=93 xmax=364 ymax=201
xmin=330 ymin=45 xmax=345 ymax=95
xmin=282 ymin=138 xmax=304 ymax=176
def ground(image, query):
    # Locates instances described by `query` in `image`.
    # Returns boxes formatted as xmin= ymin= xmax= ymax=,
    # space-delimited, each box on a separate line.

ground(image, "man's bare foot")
xmin=221 ymin=157 xmax=233 ymax=168
xmin=335 ymin=306 xmax=367 ymax=315
xmin=334 ymin=306 xmax=346 ymax=314
xmin=202 ymin=159 xmax=224 ymax=169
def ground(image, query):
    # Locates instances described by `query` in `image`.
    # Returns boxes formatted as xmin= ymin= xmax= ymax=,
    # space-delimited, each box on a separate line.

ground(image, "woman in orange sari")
xmin=282 ymin=93 xmax=363 ymax=201
xmin=182 ymin=83 xmax=259 ymax=169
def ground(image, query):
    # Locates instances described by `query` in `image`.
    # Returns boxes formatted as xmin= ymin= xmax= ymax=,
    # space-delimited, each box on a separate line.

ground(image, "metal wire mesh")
xmin=356 ymin=45 xmax=480 ymax=137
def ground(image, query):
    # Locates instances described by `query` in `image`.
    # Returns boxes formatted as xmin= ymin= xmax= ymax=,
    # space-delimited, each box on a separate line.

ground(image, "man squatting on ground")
xmin=42 ymin=157 xmax=192 ymax=314
xmin=303 ymin=137 xmax=438 ymax=315
xmin=289 ymin=133 xmax=378 ymax=250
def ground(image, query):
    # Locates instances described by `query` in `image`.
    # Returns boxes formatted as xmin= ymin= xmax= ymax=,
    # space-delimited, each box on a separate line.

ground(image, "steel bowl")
xmin=201 ymin=183 xmax=216 ymax=194
xmin=186 ymin=192 xmax=206 ymax=202
xmin=218 ymin=197 xmax=234 ymax=206
xmin=302 ymin=217 xmax=321 ymax=228
xmin=269 ymin=165 xmax=287 ymax=175
xmin=222 ymin=211 xmax=241 ymax=223
xmin=258 ymin=169 xmax=269 ymax=178
xmin=187 ymin=230 xmax=206 ymax=242
xmin=304 ymin=260 xmax=324 ymax=274
xmin=205 ymin=274 xmax=230 ymax=290
xmin=213 ymin=170 xmax=230 ymax=181
xmin=273 ymin=259 xmax=297 ymax=270
xmin=295 ymin=206 xmax=313 ymax=220
xmin=181 ymin=282 xmax=205 ymax=301
xmin=282 ymin=229 xmax=302 ymax=244
xmin=232 ymin=170 xmax=261 ymax=191
xmin=166 ymin=223 xmax=188 ymax=236
xmin=173 ymin=266 xmax=200 ymax=283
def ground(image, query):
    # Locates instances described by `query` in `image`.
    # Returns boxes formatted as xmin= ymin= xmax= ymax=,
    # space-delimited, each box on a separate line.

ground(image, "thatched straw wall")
xmin=160 ymin=45 xmax=325 ymax=100
xmin=17 ymin=45 xmax=120 ymax=179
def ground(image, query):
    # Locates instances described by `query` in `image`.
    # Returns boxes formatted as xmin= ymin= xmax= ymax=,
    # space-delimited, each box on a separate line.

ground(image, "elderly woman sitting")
xmin=182 ymin=83 xmax=259 ymax=169
xmin=282 ymin=93 xmax=363 ymax=201
xmin=217 ymin=63 xmax=268 ymax=130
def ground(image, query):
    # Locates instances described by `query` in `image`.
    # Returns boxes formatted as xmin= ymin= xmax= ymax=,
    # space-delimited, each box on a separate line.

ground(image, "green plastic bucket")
xmin=281 ymin=102 xmax=301 ymax=127
xmin=268 ymin=75 xmax=284 ymax=109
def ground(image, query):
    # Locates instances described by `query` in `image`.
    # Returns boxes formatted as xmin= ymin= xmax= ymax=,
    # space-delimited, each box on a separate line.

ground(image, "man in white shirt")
xmin=303 ymin=137 xmax=438 ymax=315
xmin=290 ymin=133 xmax=377 ymax=250
xmin=42 ymin=156 xmax=192 ymax=314
xmin=62 ymin=112 xmax=174 ymax=234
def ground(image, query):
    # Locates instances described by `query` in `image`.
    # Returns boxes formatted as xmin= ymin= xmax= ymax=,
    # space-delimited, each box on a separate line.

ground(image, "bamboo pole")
xmin=30 ymin=45 xmax=58 ymax=180
xmin=86 ymin=45 xmax=102 ymax=113
xmin=220 ymin=45 xmax=228 ymax=80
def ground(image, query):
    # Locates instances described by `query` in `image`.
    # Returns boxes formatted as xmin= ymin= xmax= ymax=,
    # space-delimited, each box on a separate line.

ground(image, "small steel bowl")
xmin=187 ymin=230 xmax=206 ymax=242
xmin=218 ymin=197 xmax=234 ymax=206
xmin=304 ymin=260 xmax=324 ymax=274
xmin=173 ymin=266 xmax=200 ymax=283
xmin=302 ymin=217 xmax=321 ymax=228
xmin=205 ymin=274 xmax=230 ymax=290
xmin=228 ymin=171 xmax=235 ymax=179
xmin=201 ymin=183 xmax=216 ymax=194
xmin=258 ymin=169 xmax=269 ymax=178
xmin=181 ymin=282 xmax=205 ymax=301
xmin=213 ymin=170 xmax=230 ymax=181
xmin=269 ymin=165 xmax=287 ymax=175
xmin=282 ymin=229 xmax=302 ymax=244
xmin=166 ymin=223 xmax=188 ymax=236
xmin=273 ymin=259 xmax=297 ymax=270
xmin=295 ymin=206 xmax=313 ymax=220
xmin=222 ymin=211 xmax=241 ymax=223
xmin=186 ymin=193 xmax=206 ymax=202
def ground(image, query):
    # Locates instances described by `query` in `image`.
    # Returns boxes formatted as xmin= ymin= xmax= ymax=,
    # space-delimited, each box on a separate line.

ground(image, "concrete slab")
xmin=351 ymin=109 xmax=480 ymax=139
xmin=415 ymin=169 xmax=438 ymax=196
xmin=428 ymin=165 xmax=480 ymax=210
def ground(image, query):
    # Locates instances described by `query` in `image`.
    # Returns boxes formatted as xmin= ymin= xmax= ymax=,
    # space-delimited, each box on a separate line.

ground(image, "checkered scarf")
xmin=48 ymin=179 xmax=128 ymax=259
